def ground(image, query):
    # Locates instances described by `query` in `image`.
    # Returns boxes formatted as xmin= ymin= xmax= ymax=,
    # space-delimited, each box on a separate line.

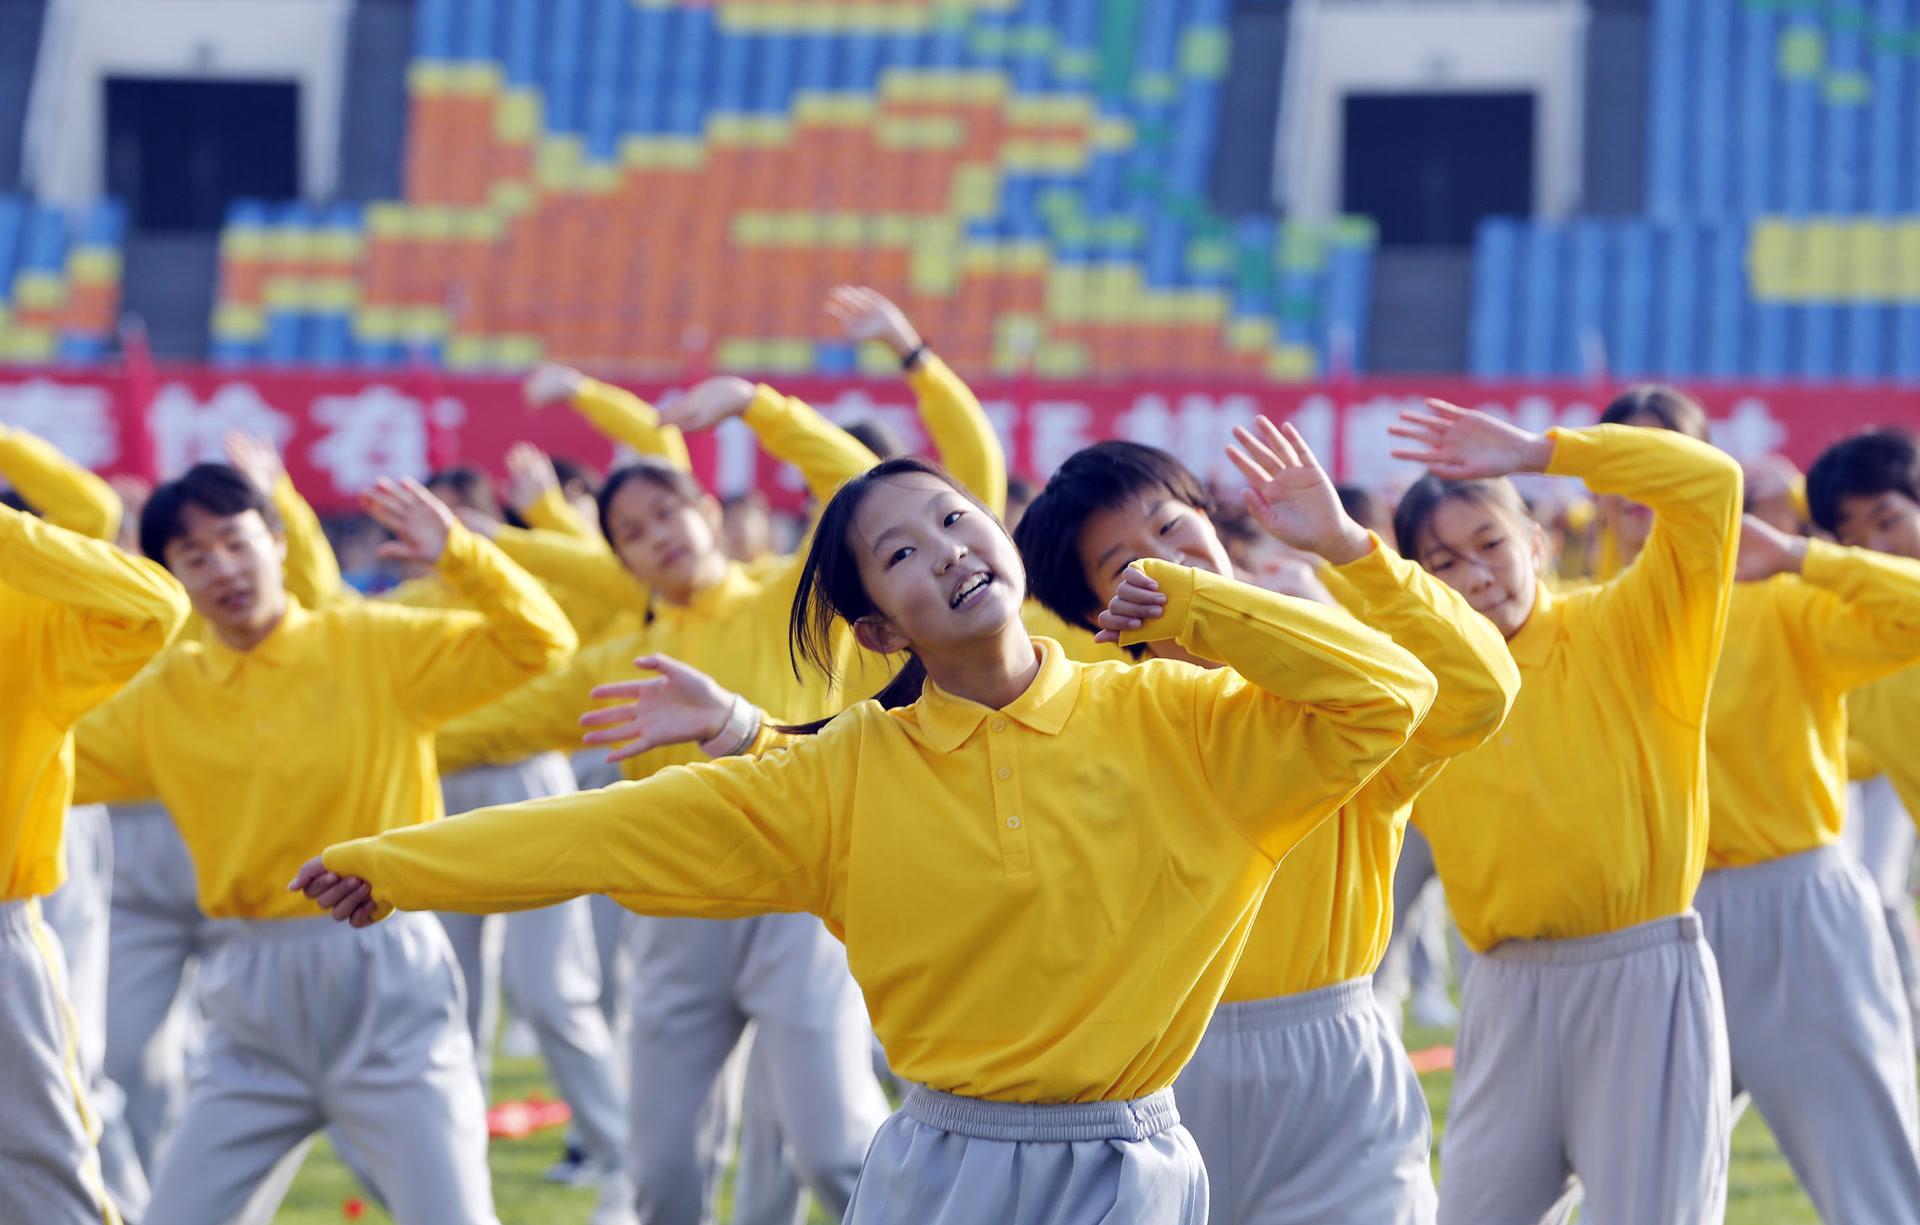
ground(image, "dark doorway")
xmin=105 ymin=78 xmax=299 ymax=232
xmin=1342 ymin=92 xmax=1534 ymax=247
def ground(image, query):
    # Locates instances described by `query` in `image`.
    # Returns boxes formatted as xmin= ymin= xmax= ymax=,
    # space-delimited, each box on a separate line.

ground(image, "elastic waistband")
xmin=1209 ymin=978 xmax=1377 ymax=1032
xmin=205 ymin=913 xmax=397 ymax=943
xmin=1700 ymin=844 xmax=1849 ymax=895
xmin=903 ymin=1086 xmax=1180 ymax=1142
xmin=1483 ymin=911 xmax=1703 ymax=966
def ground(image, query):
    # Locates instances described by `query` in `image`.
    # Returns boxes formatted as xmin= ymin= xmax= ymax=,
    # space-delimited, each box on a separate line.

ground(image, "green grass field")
xmin=272 ymin=1023 xmax=1821 ymax=1224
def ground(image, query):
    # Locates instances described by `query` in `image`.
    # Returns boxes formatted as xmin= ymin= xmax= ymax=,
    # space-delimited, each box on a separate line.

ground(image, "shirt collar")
xmin=912 ymin=637 xmax=1082 ymax=752
xmin=1506 ymin=582 xmax=1558 ymax=669
xmin=657 ymin=564 xmax=758 ymax=626
xmin=201 ymin=598 xmax=312 ymax=684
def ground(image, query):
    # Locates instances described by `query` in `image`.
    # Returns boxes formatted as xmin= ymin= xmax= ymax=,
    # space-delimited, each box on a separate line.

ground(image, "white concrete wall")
xmin=1274 ymin=1 xmax=1589 ymax=222
xmin=25 ymin=0 xmax=350 ymax=208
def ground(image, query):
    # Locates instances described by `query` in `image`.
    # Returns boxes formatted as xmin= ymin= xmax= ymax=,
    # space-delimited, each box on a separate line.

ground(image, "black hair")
xmin=596 ymin=459 xmax=710 ymax=542
xmin=1012 ymin=441 xmax=1213 ymax=631
xmin=1392 ymin=473 xmax=1533 ymax=568
xmin=140 ymin=462 xmax=283 ymax=565
xmin=1335 ymin=484 xmax=1385 ymax=541
xmin=550 ymin=456 xmax=601 ymax=497
xmin=1 ymin=487 xmax=33 ymax=515
xmin=781 ymin=456 xmax=999 ymax=734
xmin=1005 ymin=475 xmax=1036 ymax=506
xmin=1600 ymin=385 xmax=1710 ymax=442
xmin=424 ymin=464 xmax=502 ymax=521
xmin=844 ymin=419 xmax=905 ymax=460
xmin=1806 ymin=428 xmax=1920 ymax=536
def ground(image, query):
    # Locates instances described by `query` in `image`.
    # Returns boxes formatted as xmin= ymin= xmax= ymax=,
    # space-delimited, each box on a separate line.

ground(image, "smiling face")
xmin=162 ymin=504 xmax=289 ymax=643
xmin=847 ymin=472 xmax=1026 ymax=656
xmin=1831 ymin=491 xmax=1920 ymax=560
xmin=601 ymin=475 xmax=727 ymax=602
xmin=1411 ymin=494 xmax=1545 ymax=639
xmin=1074 ymin=492 xmax=1232 ymax=614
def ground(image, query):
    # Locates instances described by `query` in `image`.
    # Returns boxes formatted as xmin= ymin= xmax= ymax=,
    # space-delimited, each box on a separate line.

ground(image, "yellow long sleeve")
xmin=573 ymin=379 xmax=692 ymax=470
xmin=1852 ymin=667 xmax=1920 ymax=820
xmin=491 ymin=526 xmax=647 ymax=617
xmin=1223 ymin=540 xmax=1514 ymax=1001
xmin=0 ymin=427 xmax=120 ymax=541
xmin=743 ymin=384 xmax=879 ymax=504
xmin=1550 ymin=425 xmax=1742 ymax=723
xmin=1120 ymin=559 xmax=1437 ymax=858
xmin=3 ymin=506 xmax=187 ymax=899
xmin=323 ymin=602 xmax=1427 ymax=1103
xmin=908 ymin=355 xmax=1006 ymax=517
xmin=523 ymin=487 xmax=596 ymax=540
xmin=1413 ymin=425 xmax=1741 ymax=950
xmin=436 ymin=631 xmax=645 ymax=773
xmin=272 ymin=475 xmax=349 ymax=609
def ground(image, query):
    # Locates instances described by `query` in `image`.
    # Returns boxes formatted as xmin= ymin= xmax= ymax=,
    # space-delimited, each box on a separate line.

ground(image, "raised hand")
xmin=1734 ymin=512 xmax=1808 ymax=583
xmin=579 ymin=653 xmax=746 ymax=763
xmin=289 ymin=856 xmax=379 ymax=927
xmin=661 ymin=376 xmax=757 ymax=434
xmin=504 ymin=441 xmax=560 ymax=512
xmin=1094 ymin=565 xmax=1169 ymax=643
xmin=825 ymin=285 xmax=922 ymax=360
xmin=1227 ymin=416 xmax=1371 ymax=565
xmin=224 ymin=430 xmax=285 ymax=494
xmin=523 ymin=362 xmax=587 ymax=409
xmin=1388 ymin=399 xmax=1555 ymax=480
xmin=454 ymin=506 xmax=501 ymax=540
xmin=364 ymin=477 xmax=457 ymax=564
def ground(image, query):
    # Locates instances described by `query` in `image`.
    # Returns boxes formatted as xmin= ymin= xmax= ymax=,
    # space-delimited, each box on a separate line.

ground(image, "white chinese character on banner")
xmin=0 ymin=378 xmax=120 ymax=468
xmin=150 ymin=382 xmax=294 ymax=477
xmin=1709 ymin=398 xmax=1789 ymax=461
xmin=308 ymin=385 xmax=455 ymax=495
xmin=1028 ymin=400 xmax=1095 ymax=476
xmin=1118 ymin=393 xmax=1260 ymax=486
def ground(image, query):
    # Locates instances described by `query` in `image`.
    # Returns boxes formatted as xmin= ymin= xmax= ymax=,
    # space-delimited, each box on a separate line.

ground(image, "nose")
xmin=935 ymin=540 xmax=968 ymax=574
xmin=205 ymin=547 xmax=244 ymax=580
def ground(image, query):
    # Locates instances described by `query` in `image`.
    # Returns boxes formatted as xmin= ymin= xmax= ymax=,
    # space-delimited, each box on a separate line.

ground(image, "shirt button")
xmin=991 ymin=719 xmax=1007 ymax=732
xmin=996 ymin=766 xmax=1011 ymax=780
xmin=1006 ymin=815 xmax=1021 ymax=830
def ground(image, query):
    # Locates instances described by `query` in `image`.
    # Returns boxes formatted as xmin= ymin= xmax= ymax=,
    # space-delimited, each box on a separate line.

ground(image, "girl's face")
xmin=1074 ymin=493 xmax=1233 ymax=614
xmin=1832 ymin=491 xmax=1920 ymax=561
xmin=603 ymin=477 xmax=726 ymax=601
xmin=849 ymin=472 xmax=1026 ymax=656
xmin=1413 ymin=497 xmax=1545 ymax=640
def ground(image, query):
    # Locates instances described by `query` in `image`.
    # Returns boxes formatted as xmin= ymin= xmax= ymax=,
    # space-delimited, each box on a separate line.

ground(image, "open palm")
xmin=579 ymin=654 xmax=741 ymax=763
xmin=365 ymin=478 xmax=456 ymax=564
xmin=1228 ymin=417 xmax=1368 ymax=563
xmin=1388 ymin=399 xmax=1553 ymax=480
xmin=661 ymin=377 xmax=755 ymax=435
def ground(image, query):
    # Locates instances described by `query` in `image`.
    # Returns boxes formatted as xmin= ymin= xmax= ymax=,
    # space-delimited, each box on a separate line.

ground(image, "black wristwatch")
xmin=900 ymin=343 xmax=928 ymax=371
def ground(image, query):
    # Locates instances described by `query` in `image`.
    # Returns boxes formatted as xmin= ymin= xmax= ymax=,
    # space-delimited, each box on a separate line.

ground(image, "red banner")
xmin=0 ymin=366 xmax=1913 ymax=514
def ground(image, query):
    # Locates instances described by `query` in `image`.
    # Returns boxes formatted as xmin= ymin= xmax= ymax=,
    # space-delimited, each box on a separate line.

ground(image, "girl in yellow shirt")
xmin=1387 ymin=401 xmax=1741 ymax=1224
xmin=294 ymin=454 xmax=1438 ymax=1225
xmin=1014 ymin=423 xmax=1517 ymax=1225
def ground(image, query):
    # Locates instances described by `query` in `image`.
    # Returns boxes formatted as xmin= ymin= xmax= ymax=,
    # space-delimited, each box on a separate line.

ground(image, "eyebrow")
xmin=1096 ymin=499 xmax=1166 ymax=570
xmin=868 ymin=491 xmax=952 ymax=557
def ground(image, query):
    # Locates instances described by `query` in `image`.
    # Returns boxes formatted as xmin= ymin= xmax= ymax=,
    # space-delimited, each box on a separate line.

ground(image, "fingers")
xmin=585 ymin=680 xmax=654 ymax=705
xmin=288 ymin=857 xmax=330 ymax=892
xmin=1252 ymin=416 xmax=1301 ymax=468
xmin=330 ymin=881 xmax=372 ymax=922
xmin=1092 ymin=628 xmax=1121 ymax=644
xmin=1226 ymin=444 xmax=1273 ymax=490
xmin=349 ymin=898 xmax=379 ymax=928
xmin=1278 ymin=421 xmax=1323 ymax=470
xmin=1230 ymin=424 xmax=1287 ymax=477
xmin=312 ymin=874 xmax=364 ymax=911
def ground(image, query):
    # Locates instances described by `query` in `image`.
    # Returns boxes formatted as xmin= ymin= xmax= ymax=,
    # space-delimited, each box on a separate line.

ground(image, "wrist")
xmin=899 ymin=342 xmax=928 ymax=371
xmin=1783 ymin=535 xmax=1810 ymax=574
xmin=1316 ymin=522 xmax=1374 ymax=567
xmin=699 ymin=696 xmax=762 ymax=758
xmin=1518 ymin=433 xmax=1555 ymax=474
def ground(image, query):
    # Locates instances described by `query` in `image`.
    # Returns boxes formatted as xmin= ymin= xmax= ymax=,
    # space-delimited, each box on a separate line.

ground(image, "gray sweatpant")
xmin=142 ymin=913 xmax=498 ymax=1225
xmin=846 ymin=1086 xmax=1207 ymax=1224
xmin=43 ymin=803 xmax=148 ymax=1219
xmin=1846 ymin=777 xmax=1920 ymax=1023
xmin=624 ymin=912 xmax=888 ymax=1224
xmin=102 ymin=802 xmax=210 ymax=1174
xmin=1175 ymin=979 xmax=1435 ymax=1224
xmin=437 ymin=755 xmax=627 ymax=1174
xmin=1698 ymin=845 xmax=1920 ymax=1221
xmin=1437 ymin=912 xmax=1730 ymax=1225
xmin=0 ymin=898 xmax=121 ymax=1225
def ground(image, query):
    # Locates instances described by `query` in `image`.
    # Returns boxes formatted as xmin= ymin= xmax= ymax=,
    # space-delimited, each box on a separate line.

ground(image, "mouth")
xmin=657 ymin=546 xmax=689 ymax=569
xmin=215 ymin=587 xmax=255 ymax=616
xmin=949 ymin=571 xmax=994 ymax=610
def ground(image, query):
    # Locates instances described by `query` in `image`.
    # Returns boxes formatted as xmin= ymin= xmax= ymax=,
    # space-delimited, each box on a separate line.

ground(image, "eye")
xmin=888 ymin=546 xmax=914 ymax=567
xmin=943 ymin=510 xmax=964 ymax=527
xmin=1159 ymin=518 xmax=1178 ymax=535
xmin=1480 ymin=538 xmax=1505 ymax=551
xmin=1430 ymin=557 xmax=1455 ymax=573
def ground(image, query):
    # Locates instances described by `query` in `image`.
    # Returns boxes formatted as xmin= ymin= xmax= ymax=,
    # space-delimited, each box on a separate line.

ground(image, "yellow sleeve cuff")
xmin=1541 ymin=425 xmax=1597 ymax=478
xmin=1118 ymin=559 xmax=1198 ymax=649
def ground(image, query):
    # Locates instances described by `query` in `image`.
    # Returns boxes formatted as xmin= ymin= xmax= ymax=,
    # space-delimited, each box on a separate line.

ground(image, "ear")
xmin=1525 ymin=518 xmax=1548 ymax=571
xmin=696 ymin=494 xmax=724 ymax=531
xmin=852 ymin=614 xmax=910 ymax=657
